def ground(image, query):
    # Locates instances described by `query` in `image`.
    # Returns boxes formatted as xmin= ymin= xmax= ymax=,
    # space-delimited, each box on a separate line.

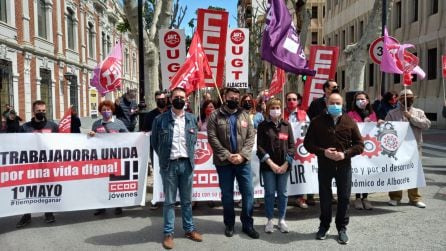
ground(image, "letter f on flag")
xmin=169 ymin=31 xmax=213 ymax=95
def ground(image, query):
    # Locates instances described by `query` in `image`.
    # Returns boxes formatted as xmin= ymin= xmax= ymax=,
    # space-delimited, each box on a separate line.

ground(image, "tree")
xmin=344 ymin=0 xmax=394 ymax=93
xmin=121 ymin=0 xmax=186 ymax=109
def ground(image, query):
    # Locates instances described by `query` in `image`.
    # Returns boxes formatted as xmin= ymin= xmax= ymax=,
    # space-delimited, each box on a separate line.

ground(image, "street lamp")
xmin=137 ymin=0 xmax=147 ymax=131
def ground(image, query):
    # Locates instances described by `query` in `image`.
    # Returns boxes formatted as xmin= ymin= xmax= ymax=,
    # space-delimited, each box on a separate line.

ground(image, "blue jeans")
xmin=160 ymin=158 xmax=194 ymax=235
xmin=261 ymin=169 xmax=289 ymax=220
xmin=216 ymin=163 xmax=254 ymax=229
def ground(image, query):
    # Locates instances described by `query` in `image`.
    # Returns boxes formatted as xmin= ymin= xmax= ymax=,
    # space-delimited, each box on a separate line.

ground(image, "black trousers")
xmin=318 ymin=164 xmax=352 ymax=231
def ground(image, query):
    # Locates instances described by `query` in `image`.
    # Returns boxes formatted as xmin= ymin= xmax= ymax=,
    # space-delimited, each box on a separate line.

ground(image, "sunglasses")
xmin=287 ymin=98 xmax=297 ymax=101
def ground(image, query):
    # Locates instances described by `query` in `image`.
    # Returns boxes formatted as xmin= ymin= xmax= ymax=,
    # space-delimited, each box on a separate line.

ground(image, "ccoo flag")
xmin=261 ymin=0 xmax=315 ymax=76
xmin=58 ymin=107 xmax=72 ymax=133
xmin=90 ymin=42 xmax=122 ymax=96
xmin=169 ymin=31 xmax=213 ymax=95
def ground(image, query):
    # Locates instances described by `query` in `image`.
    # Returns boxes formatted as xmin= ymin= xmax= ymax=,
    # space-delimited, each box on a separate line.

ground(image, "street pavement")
xmin=0 ymin=119 xmax=445 ymax=250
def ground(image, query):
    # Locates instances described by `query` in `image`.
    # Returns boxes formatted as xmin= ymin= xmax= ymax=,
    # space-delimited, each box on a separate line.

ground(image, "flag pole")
xmin=210 ymin=75 xmax=223 ymax=104
xmin=404 ymin=82 xmax=407 ymax=112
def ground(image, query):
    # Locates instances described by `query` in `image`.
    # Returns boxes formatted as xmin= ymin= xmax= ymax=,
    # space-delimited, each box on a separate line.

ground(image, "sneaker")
xmin=243 ymin=227 xmax=260 ymax=239
xmin=387 ymin=200 xmax=398 ymax=206
xmin=338 ymin=230 xmax=349 ymax=244
xmin=316 ymin=227 xmax=329 ymax=240
xmin=16 ymin=214 xmax=31 ymax=228
xmin=354 ymin=198 xmax=363 ymax=210
xmin=162 ymin=234 xmax=174 ymax=249
xmin=44 ymin=213 xmax=56 ymax=223
xmin=149 ymin=203 xmax=159 ymax=210
xmin=225 ymin=225 xmax=234 ymax=237
xmin=114 ymin=207 xmax=123 ymax=215
xmin=278 ymin=219 xmax=289 ymax=233
xmin=296 ymin=198 xmax=308 ymax=209
xmin=412 ymin=201 xmax=426 ymax=208
xmin=265 ymin=219 xmax=274 ymax=233
xmin=362 ymin=199 xmax=373 ymax=210
xmin=306 ymin=196 xmax=316 ymax=206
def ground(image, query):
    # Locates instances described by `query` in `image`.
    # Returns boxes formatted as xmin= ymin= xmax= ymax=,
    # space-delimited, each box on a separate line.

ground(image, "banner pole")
xmin=211 ymin=75 xmax=223 ymax=104
xmin=404 ymin=83 xmax=407 ymax=112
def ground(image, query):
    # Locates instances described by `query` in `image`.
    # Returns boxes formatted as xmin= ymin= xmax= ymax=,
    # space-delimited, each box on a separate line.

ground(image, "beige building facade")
xmin=0 ymin=0 xmax=138 ymax=121
xmin=324 ymin=0 xmax=446 ymax=128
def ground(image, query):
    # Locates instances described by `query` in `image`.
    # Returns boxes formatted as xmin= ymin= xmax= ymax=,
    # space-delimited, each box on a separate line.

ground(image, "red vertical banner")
xmin=197 ymin=9 xmax=228 ymax=88
xmin=301 ymin=46 xmax=339 ymax=110
xmin=442 ymin=55 xmax=446 ymax=78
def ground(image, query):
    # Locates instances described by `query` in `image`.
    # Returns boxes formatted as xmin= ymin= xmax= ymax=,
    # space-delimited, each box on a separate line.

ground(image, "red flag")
xmin=169 ymin=32 xmax=213 ymax=95
xmin=442 ymin=55 xmax=446 ymax=78
xmin=90 ymin=42 xmax=122 ymax=96
xmin=267 ymin=67 xmax=286 ymax=97
xmin=58 ymin=107 xmax=72 ymax=133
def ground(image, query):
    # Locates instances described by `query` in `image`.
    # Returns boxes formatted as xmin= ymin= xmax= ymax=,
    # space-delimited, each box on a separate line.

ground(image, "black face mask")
xmin=156 ymin=99 xmax=166 ymax=109
xmin=172 ymin=97 xmax=185 ymax=110
xmin=35 ymin=112 xmax=46 ymax=121
xmin=242 ymin=101 xmax=252 ymax=110
xmin=226 ymin=100 xmax=239 ymax=110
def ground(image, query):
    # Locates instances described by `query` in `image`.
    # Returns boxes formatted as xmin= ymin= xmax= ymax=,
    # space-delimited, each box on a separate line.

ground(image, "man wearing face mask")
xmin=307 ymin=80 xmax=339 ymax=120
xmin=385 ymin=89 xmax=431 ymax=208
xmin=304 ymin=93 xmax=364 ymax=245
xmin=207 ymin=88 xmax=258 ymax=239
xmin=115 ymin=89 xmax=139 ymax=132
xmin=151 ymin=87 xmax=202 ymax=249
xmin=16 ymin=100 xmax=58 ymax=228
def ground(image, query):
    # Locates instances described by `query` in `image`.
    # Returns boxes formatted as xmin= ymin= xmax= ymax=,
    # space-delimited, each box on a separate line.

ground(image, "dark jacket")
xmin=256 ymin=119 xmax=295 ymax=172
xmin=303 ymin=113 xmax=364 ymax=167
xmin=376 ymin=101 xmax=397 ymax=120
xmin=71 ymin=115 xmax=81 ymax=133
xmin=307 ymin=96 xmax=327 ymax=120
xmin=115 ymin=97 xmax=138 ymax=130
xmin=151 ymin=109 xmax=198 ymax=169
xmin=207 ymin=106 xmax=255 ymax=166
xmin=20 ymin=119 xmax=59 ymax=133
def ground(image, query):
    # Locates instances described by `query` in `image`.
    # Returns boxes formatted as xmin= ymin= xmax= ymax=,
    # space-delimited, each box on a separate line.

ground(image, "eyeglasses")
xmin=173 ymin=96 xmax=185 ymax=100
xmin=287 ymin=98 xmax=297 ymax=101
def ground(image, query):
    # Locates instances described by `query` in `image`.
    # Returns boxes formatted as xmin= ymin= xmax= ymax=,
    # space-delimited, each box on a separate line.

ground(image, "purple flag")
xmin=261 ymin=0 xmax=316 ymax=76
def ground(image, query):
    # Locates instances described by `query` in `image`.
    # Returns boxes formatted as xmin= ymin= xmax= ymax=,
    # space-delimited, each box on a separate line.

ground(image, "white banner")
xmin=159 ymin=29 xmax=186 ymax=90
xmin=225 ymin=28 xmax=249 ymax=89
xmin=0 ymin=133 xmax=150 ymax=217
xmin=152 ymin=122 xmax=425 ymax=203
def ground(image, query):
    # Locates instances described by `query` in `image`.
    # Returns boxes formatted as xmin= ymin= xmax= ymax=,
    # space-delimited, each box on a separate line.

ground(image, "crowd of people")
xmin=1 ymin=83 xmax=434 ymax=248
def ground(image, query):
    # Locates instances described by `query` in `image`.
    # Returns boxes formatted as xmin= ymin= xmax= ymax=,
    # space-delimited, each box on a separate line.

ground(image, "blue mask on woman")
xmin=327 ymin=104 xmax=342 ymax=116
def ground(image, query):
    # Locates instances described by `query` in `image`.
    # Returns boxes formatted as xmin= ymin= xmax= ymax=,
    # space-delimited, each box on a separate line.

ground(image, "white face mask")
xmin=269 ymin=109 xmax=281 ymax=118
xmin=355 ymin=99 xmax=368 ymax=109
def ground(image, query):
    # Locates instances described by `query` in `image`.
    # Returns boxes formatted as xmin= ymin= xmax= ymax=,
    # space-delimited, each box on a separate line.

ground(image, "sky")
xmin=179 ymin=0 xmax=238 ymax=35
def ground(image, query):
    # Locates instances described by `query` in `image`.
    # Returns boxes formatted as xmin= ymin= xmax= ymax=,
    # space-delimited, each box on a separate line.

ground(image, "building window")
xmin=341 ymin=70 xmax=345 ymax=90
xmin=359 ymin=21 xmax=364 ymax=38
xmin=0 ymin=59 xmax=13 ymax=110
xmin=349 ymin=25 xmax=354 ymax=43
xmin=40 ymin=69 xmax=53 ymax=120
xmin=335 ymin=34 xmax=338 ymax=46
xmin=125 ymin=48 xmax=129 ymax=73
xmin=412 ymin=0 xmax=418 ymax=22
xmin=328 ymin=37 xmax=331 ymax=46
xmin=88 ymin=23 xmax=95 ymax=58
xmin=311 ymin=32 xmax=318 ymax=44
xmin=69 ymin=75 xmax=79 ymax=111
xmin=368 ymin=63 xmax=374 ymax=87
xmin=412 ymin=52 xmax=418 ymax=82
xmin=67 ymin=8 xmax=75 ymax=50
xmin=428 ymin=48 xmax=437 ymax=80
xmin=107 ymin=35 xmax=111 ymax=56
xmin=132 ymin=53 xmax=136 ymax=77
xmin=311 ymin=6 xmax=318 ymax=19
xmin=102 ymin=32 xmax=106 ymax=59
xmin=38 ymin=0 xmax=47 ymax=39
xmin=395 ymin=1 xmax=401 ymax=28
xmin=0 ymin=0 xmax=7 ymax=22
xmin=394 ymin=74 xmax=400 ymax=84
xmin=342 ymin=30 xmax=345 ymax=49
xmin=430 ymin=0 xmax=438 ymax=15
xmin=323 ymin=6 xmax=325 ymax=18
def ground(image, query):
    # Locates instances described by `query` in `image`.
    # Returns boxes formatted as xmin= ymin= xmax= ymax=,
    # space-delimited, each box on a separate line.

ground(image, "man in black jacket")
xmin=304 ymin=93 xmax=364 ymax=245
xmin=307 ymin=80 xmax=339 ymax=120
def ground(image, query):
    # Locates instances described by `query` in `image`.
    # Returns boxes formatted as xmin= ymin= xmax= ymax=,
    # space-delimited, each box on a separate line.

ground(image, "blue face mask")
xmin=327 ymin=104 xmax=342 ymax=117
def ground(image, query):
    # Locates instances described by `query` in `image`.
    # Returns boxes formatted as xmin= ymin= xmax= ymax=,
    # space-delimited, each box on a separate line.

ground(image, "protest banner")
xmin=225 ymin=28 xmax=249 ymax=89
xmin=152 ymin=122 xmax=425 ymax=203
xmin=159 ymin=29 xmax=186 ymax=90
xmin=0 ymin=133 xmax=150 ymax=217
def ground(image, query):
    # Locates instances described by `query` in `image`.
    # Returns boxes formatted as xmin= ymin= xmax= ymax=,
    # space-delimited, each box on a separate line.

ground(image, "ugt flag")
xmin=267 ymin=67 xmax=286 ymax=97
xmin=58 ymin=107 xmax=72 ymax=133
xmin=169 ymin=31 xmax=213 ymax=95
xmin=261 ymin=0 xmax=315 ymax=76
xmin=90 ymin=42 xmax=122 ymax=96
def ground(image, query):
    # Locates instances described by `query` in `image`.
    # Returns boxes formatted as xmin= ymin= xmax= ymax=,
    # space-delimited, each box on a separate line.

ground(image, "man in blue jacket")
xmin=151 ymin=87 xmax=202 ymax=249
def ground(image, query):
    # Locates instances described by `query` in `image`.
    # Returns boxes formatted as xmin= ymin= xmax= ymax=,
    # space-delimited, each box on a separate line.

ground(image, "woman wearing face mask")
xmin=198 ymin=100 xmax=216 ymax=132
xmin=347 ymin=91 xmax=380 ymax=210
xmin=89 ymin=100 xmax=128 ymax=216
xmin=241 ymin=94 xmax=256 ymax=123
xmin=256 ymin=98 xmax=295 ymax=233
